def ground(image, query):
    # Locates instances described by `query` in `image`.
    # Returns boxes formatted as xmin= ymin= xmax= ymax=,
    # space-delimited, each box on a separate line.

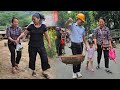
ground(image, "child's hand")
xmin=95 ymin=45 xmax=97 ymax=50
xmin=68 ymin=17 xmax=73 ymax=22
xmin=85 ymin=45 xmax=88 ymax=51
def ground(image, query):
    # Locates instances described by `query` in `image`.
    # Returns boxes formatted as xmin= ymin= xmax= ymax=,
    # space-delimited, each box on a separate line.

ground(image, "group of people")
xmin=6 ymin=13 xmax=51 ymax=79
xmin=6 ymin=12 xmax=114 ymax=79
xmin=55 ymin=27 xmax=68 ymax=56
xmin=65 ymin=13 xmax=113 ymax=79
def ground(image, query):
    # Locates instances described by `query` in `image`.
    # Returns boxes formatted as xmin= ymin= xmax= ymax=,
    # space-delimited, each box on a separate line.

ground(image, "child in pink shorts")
xmin=86 ymin=41 xmax=96 ymax=72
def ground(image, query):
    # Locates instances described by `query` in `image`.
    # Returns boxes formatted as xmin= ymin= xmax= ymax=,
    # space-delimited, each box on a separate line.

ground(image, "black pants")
xmin=71 ymin=42 xmax=83 ymax=73
xmin=8 ymin=44 xmax=21 ymax=67
xmin=55 ymin=41 xmax=62 ymax=56
xmin=97 ymin=45 xmax=109 ymax=68
xmin=28 ymin=46 xmax=50 ymax=71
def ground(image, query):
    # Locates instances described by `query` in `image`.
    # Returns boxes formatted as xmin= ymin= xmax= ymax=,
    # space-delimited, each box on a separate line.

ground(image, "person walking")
xmin=6 ymin=17 xmax=22 ymax=74
xmin=86 ymin=41 xmax=96 ymax=72
xmin=17 ymin=13 xmax=52 ymax=78
xmin=55 ymin=27 xmax=62 ymax=56
xmin=65 ymin=13 xmax=87 ymax=79
xmin=93 ymin=17 xmax=113 ymax=73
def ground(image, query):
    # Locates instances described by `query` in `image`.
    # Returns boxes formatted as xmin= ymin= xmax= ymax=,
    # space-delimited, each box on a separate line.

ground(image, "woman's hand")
xmin=85 ymin=45 xmax=88 ymax=51
xmin=68 ymin=17 xmax=73 ymax=22
xmin=109 ymin=44 xmax=113 ymax=49
xmin=48 ymin=44 xmax=51 ymax=49
xmin=15 ymin=38 xmax=20 ymax=44
xmin=14 ymin=40 xmax=18 ymax=44
xmin=95 ymin=44 xmax=98 ymax=50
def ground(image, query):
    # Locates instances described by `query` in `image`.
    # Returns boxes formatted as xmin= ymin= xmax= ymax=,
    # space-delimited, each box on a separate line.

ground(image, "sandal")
xmin=15 ymin=64 xmax=20 ymax=70
xmin=12 ymin=68 xmax=16 ymax=74
xmin=42 ymin=70 xmax=51 ymax=79
xmin=15 ymin=66 xmax=20 ymax=71
xmin=42 ymin=73 xmax=50 ymax=79
xmin=32 ymin=72 xmax=37 ymax=77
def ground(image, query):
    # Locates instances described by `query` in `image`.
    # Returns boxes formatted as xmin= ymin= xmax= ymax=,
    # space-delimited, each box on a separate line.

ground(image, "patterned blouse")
xmin=6 ymin=26 xmax=22 ymax=44
xmin=93 ymin=26 xmax=112 ymax=45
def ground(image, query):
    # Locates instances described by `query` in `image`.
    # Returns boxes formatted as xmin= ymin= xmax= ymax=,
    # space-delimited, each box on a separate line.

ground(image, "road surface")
xmin=52 ymin=43 xmax=120 ymax=79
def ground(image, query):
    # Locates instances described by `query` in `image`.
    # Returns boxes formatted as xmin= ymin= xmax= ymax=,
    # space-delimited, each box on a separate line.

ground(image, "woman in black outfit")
xmin=17 ymin=13 xmax=51 ymax=78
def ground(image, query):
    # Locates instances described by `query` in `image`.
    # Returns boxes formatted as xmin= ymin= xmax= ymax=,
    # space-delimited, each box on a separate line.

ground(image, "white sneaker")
xmin=72 ymin=73 xmax=77 ymax=79
xmin=77 ymin=72 xmax=82 ymax=78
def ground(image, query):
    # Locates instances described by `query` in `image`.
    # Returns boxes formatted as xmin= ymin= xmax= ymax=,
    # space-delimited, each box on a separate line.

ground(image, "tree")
xmin=0 ymin=11 xmax=32 ymax=27
xmin=57 ymin=11 xmax=69 ymax=27
xmin=93 ymin=11 xmax=120 ymax=29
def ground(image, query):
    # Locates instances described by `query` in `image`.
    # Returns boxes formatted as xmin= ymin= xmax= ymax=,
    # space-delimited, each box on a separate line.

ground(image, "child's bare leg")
xmin=86 ymin=58 xmax=89 ymax=70
xmin=90 ymin=59 xmax=94 ymax=72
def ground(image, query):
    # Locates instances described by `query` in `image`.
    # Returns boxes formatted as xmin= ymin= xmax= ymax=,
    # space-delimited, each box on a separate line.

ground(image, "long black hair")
xmin=32 ymin=13 xmax=45 ymax=21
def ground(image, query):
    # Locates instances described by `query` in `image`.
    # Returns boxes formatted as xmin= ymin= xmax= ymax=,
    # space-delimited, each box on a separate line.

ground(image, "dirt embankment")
xmin=0 ymin=40 xmax=54 ymax=79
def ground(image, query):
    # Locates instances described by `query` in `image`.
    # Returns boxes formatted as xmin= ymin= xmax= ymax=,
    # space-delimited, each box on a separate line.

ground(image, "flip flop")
xmin=42 ymin=73 xmax=50 ymax=79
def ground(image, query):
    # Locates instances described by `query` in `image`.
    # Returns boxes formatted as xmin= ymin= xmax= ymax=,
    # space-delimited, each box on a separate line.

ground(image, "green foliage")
xmin=44 ymin=29 xmax=56 ymax=58
xmin=57 ymin=11 xmax=69 ymax=27
xmin=0 ymin=26 xmax=7 ymax=30
xmin=57 ymin=11 xmax=97 ymax=34
xmin=0 ymin=11 xmax=32 ymax=28
xmin=93 ymin=11 xmax=120 ymax=29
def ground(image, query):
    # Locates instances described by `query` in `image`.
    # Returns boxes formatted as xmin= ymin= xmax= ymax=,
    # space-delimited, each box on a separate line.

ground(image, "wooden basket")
xmin=60 ymin=54 xmax=85 ymax=65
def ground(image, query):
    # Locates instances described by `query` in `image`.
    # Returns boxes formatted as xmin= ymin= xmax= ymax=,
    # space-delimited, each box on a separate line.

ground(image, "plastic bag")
xmin=16 ymin=44 xmax=23 ymax=51
xmin=109 ymin=48 xmax=116 ymax=63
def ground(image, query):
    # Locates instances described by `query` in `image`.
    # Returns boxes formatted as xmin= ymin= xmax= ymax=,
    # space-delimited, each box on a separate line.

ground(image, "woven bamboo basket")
xmin=60 ymin=54 xmax=85 ymax=65
xmin=60 ymin=43 xmax=86 ymax=65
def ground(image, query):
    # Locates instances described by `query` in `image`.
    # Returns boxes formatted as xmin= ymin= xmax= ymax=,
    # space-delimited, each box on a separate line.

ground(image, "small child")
xmin=86 ymin=41 xmax=96 ymax=72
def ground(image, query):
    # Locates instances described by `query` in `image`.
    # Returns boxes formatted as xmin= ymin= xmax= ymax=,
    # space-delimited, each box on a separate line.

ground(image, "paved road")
xmin=52 ymin=43 xmax=120 ymax=79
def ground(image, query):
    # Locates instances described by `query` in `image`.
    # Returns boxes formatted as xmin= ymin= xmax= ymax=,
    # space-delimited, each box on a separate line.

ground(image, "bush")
xmin=44 ymin=29 xmax=56 ymax=58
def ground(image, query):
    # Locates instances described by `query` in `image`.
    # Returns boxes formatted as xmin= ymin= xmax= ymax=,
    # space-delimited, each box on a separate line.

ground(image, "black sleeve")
xmin=27 ymin=24 xmax=32 ymax=31
xmin=43 ymin=24 xmax=47 ymax=33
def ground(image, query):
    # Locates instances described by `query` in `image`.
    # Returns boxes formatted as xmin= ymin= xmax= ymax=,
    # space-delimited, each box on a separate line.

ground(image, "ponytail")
xmin=38 ymin=13 xmax=45 ymax=21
